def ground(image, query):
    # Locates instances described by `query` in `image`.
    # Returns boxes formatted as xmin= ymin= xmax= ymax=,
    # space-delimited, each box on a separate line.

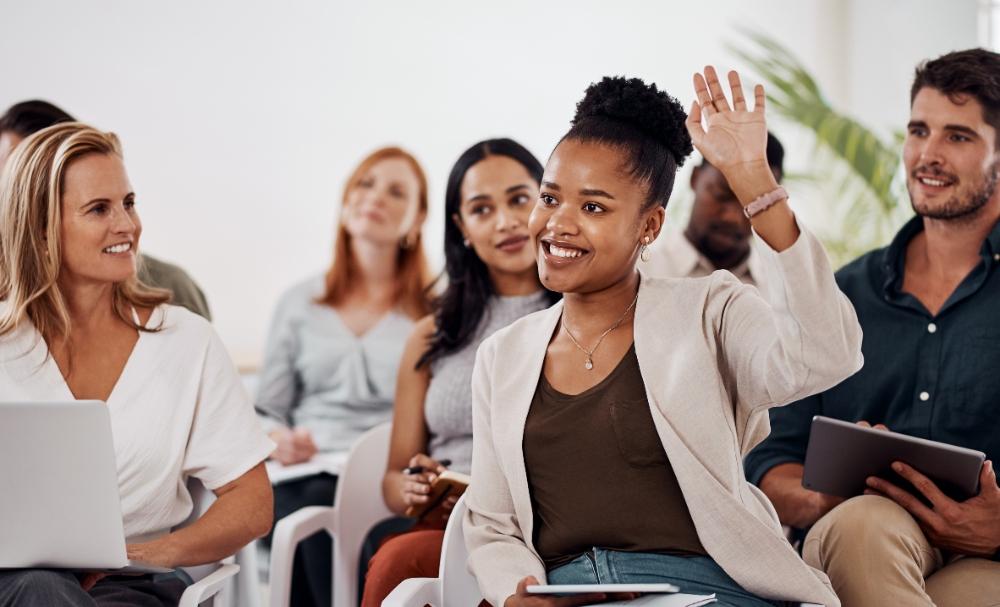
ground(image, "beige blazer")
xmin=463 ymin=225 xmax=863 ymax=607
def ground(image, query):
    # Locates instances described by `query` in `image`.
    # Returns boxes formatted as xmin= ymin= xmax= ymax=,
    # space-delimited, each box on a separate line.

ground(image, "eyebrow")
xmin=506 ymin=184 xmax=530 ymax=194
xmin=540 ymin=181 xmax=615 ymax=200
xmin=579 ymin=188 xmax=615 ymax=200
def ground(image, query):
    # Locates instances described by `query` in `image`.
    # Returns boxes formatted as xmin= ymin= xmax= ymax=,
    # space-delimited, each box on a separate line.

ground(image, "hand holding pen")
xmin=400 ymin=454 xmax=451 ymax=510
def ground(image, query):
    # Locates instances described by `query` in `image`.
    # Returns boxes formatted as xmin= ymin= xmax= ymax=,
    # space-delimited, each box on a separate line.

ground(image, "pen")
xmin=403 ymin=459 xmax=451 ymax=475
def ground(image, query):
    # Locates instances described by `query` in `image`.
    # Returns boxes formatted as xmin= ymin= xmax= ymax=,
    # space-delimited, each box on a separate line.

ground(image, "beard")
xmin=909 ymin=162 xmax=999 ymax=221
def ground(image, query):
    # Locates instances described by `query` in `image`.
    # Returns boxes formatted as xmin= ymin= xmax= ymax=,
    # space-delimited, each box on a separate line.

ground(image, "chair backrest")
xmin=438 ymin=495 xmax=483 ymax=604
xmin=331 ymin=422 xmax=394 ymax=607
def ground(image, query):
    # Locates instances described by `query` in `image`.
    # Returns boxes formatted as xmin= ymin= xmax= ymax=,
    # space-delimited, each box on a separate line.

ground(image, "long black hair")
xmin=417 ymin=138 xmax=560 ymax=368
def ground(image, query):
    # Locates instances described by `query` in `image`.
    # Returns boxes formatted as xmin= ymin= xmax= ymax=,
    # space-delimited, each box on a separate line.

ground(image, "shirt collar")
xmin=667 ymin=229 xmax=757 ymax=281
xmin=880 ymin=214 xmax=1000 ymax=294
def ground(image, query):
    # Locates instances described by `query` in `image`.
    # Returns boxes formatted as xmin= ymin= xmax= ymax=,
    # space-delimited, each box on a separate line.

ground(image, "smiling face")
xmin=904 ymin=87 xmax=1000 ymax=221
xmin=59 ymin=153 xmax=140 ymax=286
xmin=454 ymin=155 xmax=539 ymax=279
xmin=341 ymin=157 xmax=424 ymax=246
xmin=529 ymin=139 xmax=663 ymax=294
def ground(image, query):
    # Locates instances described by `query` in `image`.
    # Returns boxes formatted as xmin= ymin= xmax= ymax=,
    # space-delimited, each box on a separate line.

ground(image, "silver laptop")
xmin=0 ymin=401 xmax=172 ymax=573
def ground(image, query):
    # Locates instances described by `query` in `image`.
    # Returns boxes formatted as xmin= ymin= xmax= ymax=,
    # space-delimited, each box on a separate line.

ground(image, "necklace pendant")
xmin=584 ymin=357 xmax=594 ymax=370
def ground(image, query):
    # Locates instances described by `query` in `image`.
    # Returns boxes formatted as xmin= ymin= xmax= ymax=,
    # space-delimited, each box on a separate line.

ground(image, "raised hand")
xmin=686 ymin=65 xmax=797 ymax=250
xmin=685 ymin=66 xmax=769 ymax=178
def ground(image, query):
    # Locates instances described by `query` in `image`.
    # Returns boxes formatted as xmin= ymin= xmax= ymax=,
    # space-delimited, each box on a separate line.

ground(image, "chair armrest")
xmin=234 ymin=540 xmax=262 ymax=607
xmin=268 ymin=506 xmax=337 ymax=607
xmin=381 ymin=577 xmax=440 ymax=607
xmin=178 ymin=562 xmax=240 ymax=607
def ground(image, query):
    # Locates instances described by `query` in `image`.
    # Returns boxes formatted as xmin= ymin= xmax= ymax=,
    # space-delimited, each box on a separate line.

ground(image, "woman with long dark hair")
xmin=463 ymin=69 xmax=862 ymax=607
xmin=361 ymin=139 xmax=559 ymax=606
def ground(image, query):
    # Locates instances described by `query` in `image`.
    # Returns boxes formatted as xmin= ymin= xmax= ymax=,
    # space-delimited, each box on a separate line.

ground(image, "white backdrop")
xmin=0 ymin=0 xmax=977 ymax=367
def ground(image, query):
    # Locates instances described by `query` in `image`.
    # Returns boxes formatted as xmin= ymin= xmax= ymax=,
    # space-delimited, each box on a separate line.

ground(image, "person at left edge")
xmin=0 ymin=122 xmax=274 ymax=606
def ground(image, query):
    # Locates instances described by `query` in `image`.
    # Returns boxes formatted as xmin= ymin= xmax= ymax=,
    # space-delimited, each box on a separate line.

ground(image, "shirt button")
xmin=919 ymin=391 xmax=930 ymax=401
xmin=994 ymin=253 xmax=999 ymax=261
xmin=927 ymin=323 xmax=937 ymax=334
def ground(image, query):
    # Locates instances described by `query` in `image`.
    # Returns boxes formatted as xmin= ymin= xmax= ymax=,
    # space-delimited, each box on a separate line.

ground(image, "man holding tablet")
xmin=745 ymin=48 xmax=1000 ymax=606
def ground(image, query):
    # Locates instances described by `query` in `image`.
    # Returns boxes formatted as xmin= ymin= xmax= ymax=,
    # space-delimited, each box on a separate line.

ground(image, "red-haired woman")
xmin=255 ymin=147 xmax=431 ymax=607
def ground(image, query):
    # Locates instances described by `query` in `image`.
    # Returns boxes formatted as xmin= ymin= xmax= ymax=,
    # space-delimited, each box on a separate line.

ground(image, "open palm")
xmin=686 ymin=66 xmax=768 ymax=172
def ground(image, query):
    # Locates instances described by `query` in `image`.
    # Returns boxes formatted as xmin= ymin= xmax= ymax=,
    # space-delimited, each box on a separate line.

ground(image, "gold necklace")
xmin=561 ymin=291 xmax=639 ymax=370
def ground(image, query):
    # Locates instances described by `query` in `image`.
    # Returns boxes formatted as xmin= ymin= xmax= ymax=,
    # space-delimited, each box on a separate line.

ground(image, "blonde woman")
xmin=0 ymin=123 xmax=274 ymax=606
xmin=255 ymin=146 xmax=431 ymax=607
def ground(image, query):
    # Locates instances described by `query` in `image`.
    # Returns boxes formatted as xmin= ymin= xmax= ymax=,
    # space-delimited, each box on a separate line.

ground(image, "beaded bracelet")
xmin=743 ymin=186 xmax=788 ymax=219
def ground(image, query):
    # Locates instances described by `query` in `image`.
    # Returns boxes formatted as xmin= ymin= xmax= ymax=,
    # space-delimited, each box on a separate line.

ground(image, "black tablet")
xmin=802 ymin=416 xmax=986 ymax=500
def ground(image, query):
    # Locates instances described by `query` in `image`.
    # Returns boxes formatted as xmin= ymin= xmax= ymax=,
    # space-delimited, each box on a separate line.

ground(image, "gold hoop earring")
xmin=640 ymin=236 xmax=652 ymax=262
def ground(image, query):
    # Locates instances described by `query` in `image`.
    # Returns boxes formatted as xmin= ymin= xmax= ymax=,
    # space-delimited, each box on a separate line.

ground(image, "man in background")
xmin=644 ymin=131 xmax=784 ymax=288
xmin=0 ymin=100 xmax=212 ymax=320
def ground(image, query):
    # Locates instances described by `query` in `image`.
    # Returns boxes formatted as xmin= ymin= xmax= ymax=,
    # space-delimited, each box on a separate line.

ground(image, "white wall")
xmin=0 ymin=0 xmax=977 ymax=367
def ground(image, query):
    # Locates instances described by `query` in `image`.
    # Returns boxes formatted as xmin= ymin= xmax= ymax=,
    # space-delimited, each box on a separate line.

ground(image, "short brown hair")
xmin=911 ymin=48 xmax=1000 ymax=139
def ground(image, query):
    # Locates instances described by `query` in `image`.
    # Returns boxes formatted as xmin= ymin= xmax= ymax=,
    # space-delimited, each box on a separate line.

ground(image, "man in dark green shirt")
xmin=746 ymin=49 xmax=1000 ymax=606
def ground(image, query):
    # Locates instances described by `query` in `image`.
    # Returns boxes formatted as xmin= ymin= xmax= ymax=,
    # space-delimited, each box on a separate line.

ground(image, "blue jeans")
xmin=547 ymin=549 xmax=779 ymax=607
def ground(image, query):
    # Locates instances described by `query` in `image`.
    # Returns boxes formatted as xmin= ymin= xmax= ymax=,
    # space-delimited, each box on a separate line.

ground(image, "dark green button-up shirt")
xmin=746 ymin=215 xmax=1000 ymax=487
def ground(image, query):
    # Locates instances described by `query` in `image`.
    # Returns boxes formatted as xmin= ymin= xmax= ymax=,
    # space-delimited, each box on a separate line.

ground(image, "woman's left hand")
xmin=685 ymin=66 xmax=769 ymax=183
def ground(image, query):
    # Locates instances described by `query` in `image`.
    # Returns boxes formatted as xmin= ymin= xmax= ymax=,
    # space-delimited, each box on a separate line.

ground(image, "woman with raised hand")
xmin=0 ymin=123 xmax=274 ymax=606
xmin=463 ymin=68 xmax=862 ymax=607
xmin=361 ymin=139 xmax=559 ymax=606
xmin=255 ymin=146 xmax=431 ymax=607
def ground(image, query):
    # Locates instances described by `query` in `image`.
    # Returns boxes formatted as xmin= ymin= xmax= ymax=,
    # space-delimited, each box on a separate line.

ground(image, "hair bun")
xmin=572 ymin=76 xmax=693 ymax=166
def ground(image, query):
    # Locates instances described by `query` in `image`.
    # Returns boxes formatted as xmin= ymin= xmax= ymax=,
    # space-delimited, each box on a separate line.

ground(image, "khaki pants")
xmin=803 ymin=495 xmax=1000 ymax=607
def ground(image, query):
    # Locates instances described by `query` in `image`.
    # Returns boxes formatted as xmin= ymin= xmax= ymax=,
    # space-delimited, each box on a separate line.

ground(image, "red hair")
xmin=317 ymin=147 xmax=431 ymax=318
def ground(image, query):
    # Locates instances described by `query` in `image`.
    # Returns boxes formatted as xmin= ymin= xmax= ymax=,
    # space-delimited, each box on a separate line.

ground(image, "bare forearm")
xmin=760 ymin=463 xmax=842 ymax=529
xmin=130 ymin=468 xmax=273 ymax=567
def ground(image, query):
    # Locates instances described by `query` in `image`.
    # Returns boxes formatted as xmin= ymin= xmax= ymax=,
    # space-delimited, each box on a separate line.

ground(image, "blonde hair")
xmin=0 ymin=122 xmax=169 ymax=344
xmin=317 ymin=146 xmax=432 ymax=318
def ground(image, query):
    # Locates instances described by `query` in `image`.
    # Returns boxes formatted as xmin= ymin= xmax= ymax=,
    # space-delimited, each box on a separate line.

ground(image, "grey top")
xmin=425 ymin=291 xmax=551 ymax=474
xmin=255 ymin=275 xmax=413 ymax=454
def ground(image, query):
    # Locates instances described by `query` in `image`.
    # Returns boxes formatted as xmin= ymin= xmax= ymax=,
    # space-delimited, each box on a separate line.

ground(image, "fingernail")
xmin=892 ymin=462 xmax=903 ymax=472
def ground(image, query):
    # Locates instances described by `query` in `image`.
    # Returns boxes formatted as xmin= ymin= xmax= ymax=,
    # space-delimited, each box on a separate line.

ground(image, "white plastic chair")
xmin=176 ymin=479 xmax=262 ymax=607
xmin=383 ymin=495 xmax=826 ymax=607
xmin=381 ymin=494 xmax=480 ymax=606
xmin=268 ymin=422 xmax=394 ymax=607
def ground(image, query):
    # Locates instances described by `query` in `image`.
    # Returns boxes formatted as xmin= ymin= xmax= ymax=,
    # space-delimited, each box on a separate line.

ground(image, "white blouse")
xmin=0 ymin=304 xmax=275 ymax=542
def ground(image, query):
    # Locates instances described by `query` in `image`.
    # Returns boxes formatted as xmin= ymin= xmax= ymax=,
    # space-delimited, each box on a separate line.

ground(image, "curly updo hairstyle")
xmin=562 ymin=76 xmax=694 ymax=210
